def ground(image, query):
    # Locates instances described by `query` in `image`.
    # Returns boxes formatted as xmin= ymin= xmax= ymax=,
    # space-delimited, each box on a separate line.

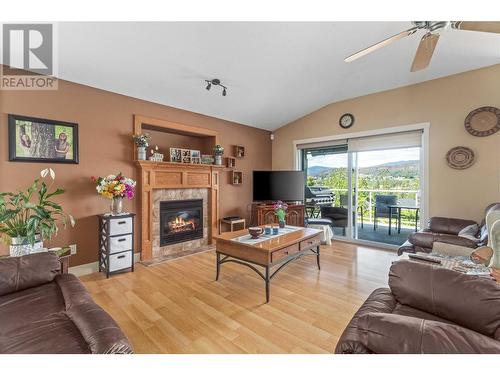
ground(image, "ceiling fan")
xmin=344 ymin=21 xmax=500 ymax=72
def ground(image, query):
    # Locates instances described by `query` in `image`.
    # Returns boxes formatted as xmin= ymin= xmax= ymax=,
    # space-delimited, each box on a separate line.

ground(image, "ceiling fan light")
xmin=206 ymin=82 xmax=211 ymax=90
xmin=222 ymin=88 xmax=227 ymax=96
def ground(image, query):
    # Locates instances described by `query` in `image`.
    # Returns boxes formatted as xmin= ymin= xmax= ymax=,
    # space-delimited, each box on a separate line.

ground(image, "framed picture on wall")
xmin=8 ymin=114 xmax=79 ymax=164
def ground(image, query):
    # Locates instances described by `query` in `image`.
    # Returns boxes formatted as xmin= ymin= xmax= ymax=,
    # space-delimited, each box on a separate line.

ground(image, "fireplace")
xmin=160 ymin=199 xmax=203 ymax=246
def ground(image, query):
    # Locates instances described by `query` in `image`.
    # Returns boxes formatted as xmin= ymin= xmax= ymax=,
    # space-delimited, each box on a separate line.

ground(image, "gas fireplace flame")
xmin=169 ymin=215 xmax=196 ymax=232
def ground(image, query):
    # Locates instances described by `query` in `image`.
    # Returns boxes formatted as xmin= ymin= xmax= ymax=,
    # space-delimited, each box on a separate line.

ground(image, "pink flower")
xmin=124 ymin=184 xmax=135 ymax=200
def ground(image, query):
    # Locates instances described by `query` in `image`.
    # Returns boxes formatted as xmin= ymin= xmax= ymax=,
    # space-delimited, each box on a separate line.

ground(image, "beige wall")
xmin=272 ymin=64 xmax=500 ymax=222
xmin=0 ymin=78 xmax=272 ymax=265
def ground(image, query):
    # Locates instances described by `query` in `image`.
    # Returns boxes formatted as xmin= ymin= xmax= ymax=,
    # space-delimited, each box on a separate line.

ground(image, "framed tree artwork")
xmin=8 ymin=114 xmax=79 ymax=164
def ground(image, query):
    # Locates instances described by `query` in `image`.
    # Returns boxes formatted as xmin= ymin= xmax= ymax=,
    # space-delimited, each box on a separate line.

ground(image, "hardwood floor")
xmin=80 ymin=241 xmax=397 ymax=353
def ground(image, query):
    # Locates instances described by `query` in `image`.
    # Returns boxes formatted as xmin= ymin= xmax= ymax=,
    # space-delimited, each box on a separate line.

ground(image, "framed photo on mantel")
xmin=8 ymin=114 xmax=79 ymax=164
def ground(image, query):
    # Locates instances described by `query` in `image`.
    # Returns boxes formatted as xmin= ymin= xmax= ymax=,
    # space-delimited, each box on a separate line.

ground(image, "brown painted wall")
xmin=143 ymin=128 xmax=212 ymax=157
xmin=272 ymin=64 xmax=500 ymax=223
xmin=0 ymin=79 xmax=272 ymax=266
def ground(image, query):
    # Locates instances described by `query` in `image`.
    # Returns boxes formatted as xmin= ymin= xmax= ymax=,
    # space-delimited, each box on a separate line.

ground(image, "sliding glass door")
xmin=351 ymin=147 xmax=421 ymax=246
xmin=302 ymin=131 xmax=423 ymax=248
xmin=303 ymin=146 xmax=349 ymax=239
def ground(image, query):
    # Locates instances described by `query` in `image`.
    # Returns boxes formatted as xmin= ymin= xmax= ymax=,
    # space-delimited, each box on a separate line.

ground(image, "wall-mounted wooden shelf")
xmin=234 ymin=145 xmax=245 ymax=158
xmin=231 ymin=170 xmax=243 ymax=185
xmin=226 ymin=156 xmax=236 ymax=168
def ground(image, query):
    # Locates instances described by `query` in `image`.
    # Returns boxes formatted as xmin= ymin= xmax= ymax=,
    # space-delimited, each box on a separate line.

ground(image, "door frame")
xmin=294 ymin=122 xmax=430 ymax=246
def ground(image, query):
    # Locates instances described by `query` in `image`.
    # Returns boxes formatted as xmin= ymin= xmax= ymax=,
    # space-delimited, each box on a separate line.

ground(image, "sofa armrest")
xmin=407 ymin=232 xmax=435 ymax=249
xmin=56 ymin=274 xmax=133 ymax=354
xmin=389 ymin=260 xmax=500 ymax=337
xmin=335 ymin=288 xmax=397 ymax=354
xmin=0 ymin=252 xmax=61 ymax=296
xmin=358 ymin=313 xmax=500 ymax=354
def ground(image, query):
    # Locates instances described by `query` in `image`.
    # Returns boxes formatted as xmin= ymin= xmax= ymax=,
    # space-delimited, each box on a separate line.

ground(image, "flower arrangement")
xmin=133 ymin=133 xmax=151 ymax=147
xmin=213 ymin=145 xmax=224 ymax=156
xmin=91 ymin=173 xmax=136 ymax=200
xmin=274 ymin=200 xmax=288 ymax=226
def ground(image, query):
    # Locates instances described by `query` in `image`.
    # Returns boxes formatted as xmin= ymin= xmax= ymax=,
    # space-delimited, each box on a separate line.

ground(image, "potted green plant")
xmin=0 ymin=168 xmax=75 ymax=257
xmin=133 ymin=133 xmax=151 ymax=161
xmin=274 ymin=200 xmax=288 ymax=228
xmin=213 ymin=144 xmax=224 ymax=165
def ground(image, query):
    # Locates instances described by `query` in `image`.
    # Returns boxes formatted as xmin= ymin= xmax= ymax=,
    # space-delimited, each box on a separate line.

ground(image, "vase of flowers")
xmin=91 ymin=173 xmax=136 ymax=215
xmin=133 ymin=133 xmax=151 ymax=161
xmin=274 ymin=200 xmax=288 ymax=229
xmin=0 ymin=168 xmax=75 ymax=257
xmin=213 ymin=144 xmax=224 ymax=165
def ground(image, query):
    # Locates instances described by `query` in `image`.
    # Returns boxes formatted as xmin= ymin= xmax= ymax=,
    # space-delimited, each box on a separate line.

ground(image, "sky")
xmin=307 ymin=147 xmax=420 ymax=168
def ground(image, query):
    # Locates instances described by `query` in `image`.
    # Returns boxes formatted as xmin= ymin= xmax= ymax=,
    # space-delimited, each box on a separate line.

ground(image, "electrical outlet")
xmin=69 ymin=244 xmax=77 ymax=255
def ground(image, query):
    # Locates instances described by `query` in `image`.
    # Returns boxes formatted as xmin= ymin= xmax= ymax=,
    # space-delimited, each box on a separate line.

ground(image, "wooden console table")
xmin=214 ymin=226 xmax=322 ymax=302
xmin=251 ymin=203 xmax=305 ymax=227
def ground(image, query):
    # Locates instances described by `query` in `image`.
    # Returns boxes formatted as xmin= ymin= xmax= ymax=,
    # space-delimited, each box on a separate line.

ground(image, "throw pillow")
xmin=458 ymin=223 xmax=479 ymax=242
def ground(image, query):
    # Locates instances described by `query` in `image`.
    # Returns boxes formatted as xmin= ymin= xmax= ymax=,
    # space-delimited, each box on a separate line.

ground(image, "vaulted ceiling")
xmin=54 ymin=22 xmax=500 ymax=130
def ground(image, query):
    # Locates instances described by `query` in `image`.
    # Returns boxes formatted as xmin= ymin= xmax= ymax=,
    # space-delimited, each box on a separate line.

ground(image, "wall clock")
xmin=339 ymin=113 xmax=354 ymax=129
xmin=464 ymin=106 xmax=500 ymax=137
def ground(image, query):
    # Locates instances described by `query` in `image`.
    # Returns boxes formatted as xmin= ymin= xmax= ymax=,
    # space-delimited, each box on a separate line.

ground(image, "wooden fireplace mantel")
xmin=137 ymin=160 xmax=220 ymax=261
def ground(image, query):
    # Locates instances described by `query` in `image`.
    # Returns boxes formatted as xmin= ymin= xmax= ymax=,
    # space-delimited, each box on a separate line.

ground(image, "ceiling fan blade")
xmin=345 ymin=26 xmax=419 ymax=62
xmin=411 ymin=33 xmax=440 ymax=72
xmin=451 ymin=21 xmax=500 ymax=34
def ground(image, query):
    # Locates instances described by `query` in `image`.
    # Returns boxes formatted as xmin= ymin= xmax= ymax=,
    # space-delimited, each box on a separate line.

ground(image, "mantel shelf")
xmin=136 ymin=160 xmax=225 ymax=170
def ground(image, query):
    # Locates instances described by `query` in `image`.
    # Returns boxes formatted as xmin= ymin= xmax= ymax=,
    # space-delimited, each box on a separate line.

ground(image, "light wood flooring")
xmin=80 ymin=242 xmax=397 ymax=353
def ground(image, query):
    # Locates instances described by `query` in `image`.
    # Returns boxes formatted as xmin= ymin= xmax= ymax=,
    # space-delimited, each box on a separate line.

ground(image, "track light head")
xmin=204 ymin=78 xmax=227 ymax=97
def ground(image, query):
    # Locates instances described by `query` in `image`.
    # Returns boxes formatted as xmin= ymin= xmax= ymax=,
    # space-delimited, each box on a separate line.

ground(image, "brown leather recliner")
xmin=0 ymin=252 xmax=133 ymax=354
xmin=398 ymin=203 xmax=500 ymax=255
xmin=335 ymin=260 xmax=500 ymax=354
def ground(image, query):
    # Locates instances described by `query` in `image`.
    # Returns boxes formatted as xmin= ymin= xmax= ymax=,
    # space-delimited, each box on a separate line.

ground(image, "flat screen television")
xmin=253 ymin=171 xmax=305 ymax=202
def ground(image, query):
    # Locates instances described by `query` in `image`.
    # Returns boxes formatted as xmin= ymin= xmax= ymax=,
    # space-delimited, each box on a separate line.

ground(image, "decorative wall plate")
xmin=464 ymin=106 xmax=500 ymax=137
xmin=446 ymin=146 xmax=475 ymax=170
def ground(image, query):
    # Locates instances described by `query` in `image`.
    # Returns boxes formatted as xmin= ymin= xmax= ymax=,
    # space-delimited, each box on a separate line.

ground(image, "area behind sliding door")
xmin=300 ymin=127 xmax=426 ymax=248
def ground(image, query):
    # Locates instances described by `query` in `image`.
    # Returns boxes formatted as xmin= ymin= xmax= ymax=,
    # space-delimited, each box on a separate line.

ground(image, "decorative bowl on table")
xmin=248 ymin=227 xmax=264 ymax=239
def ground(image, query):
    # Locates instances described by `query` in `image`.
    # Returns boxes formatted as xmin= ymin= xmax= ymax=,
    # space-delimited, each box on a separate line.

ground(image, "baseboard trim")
xmin=70 ymin=253 xmax=141 ymax=277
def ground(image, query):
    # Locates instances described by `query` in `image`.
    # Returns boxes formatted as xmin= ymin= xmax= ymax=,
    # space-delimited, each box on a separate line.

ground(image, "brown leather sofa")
xmin=398 ymin=203 xmax=500 ymax=255
xmin=0 ymin=252 xmax=133 ymax=354
xmin=335 ymin=260 xmax=500 ymax=353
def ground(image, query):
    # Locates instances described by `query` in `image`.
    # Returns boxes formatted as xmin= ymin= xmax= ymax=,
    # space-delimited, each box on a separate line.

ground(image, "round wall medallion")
xmin=339 ymin=113 xmax=354 ymax=129
xmin=446 ymin=146 xmax=475 ymax=170
xmin=464 ymin=106 xmax=500 ymax=137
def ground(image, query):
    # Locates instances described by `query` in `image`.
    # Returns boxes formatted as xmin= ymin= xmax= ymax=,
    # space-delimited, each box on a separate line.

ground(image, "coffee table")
xmin=214 ymin=226 xmax=322 ymax=303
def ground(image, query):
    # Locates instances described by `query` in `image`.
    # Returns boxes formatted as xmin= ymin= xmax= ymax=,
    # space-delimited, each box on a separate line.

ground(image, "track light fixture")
xmin=204 ymin=78 xmax=228 ymax=97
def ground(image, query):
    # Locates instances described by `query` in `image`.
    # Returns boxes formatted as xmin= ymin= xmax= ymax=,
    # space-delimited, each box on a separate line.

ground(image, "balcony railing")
xmin=328 ymin=188 xmax=420 ymax=225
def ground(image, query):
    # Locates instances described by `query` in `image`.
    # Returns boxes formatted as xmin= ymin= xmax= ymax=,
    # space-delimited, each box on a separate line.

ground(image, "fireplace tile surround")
xmin=153 ymin=189 xmax=209 ymax=259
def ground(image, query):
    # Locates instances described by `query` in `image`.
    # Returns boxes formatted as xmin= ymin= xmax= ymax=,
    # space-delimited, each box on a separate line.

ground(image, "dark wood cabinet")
xmin=251 ymin=203 xmax=305 ymax=227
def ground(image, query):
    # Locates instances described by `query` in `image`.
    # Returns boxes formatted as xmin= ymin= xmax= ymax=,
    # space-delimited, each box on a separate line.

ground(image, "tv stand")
xmin=251 ymin=203 xmax=305 ymax=227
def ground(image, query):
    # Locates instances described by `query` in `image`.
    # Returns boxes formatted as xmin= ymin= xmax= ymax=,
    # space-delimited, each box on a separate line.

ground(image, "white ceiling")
xmin=54 ymin=22 xmax=500 ymax=130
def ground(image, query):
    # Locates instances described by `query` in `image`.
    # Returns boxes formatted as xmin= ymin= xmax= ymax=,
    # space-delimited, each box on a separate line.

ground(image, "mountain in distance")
xmin=308 ymin=160 xmax=419 ymax=177
xmin=307 ymin=166 xmax=332 ymax=176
